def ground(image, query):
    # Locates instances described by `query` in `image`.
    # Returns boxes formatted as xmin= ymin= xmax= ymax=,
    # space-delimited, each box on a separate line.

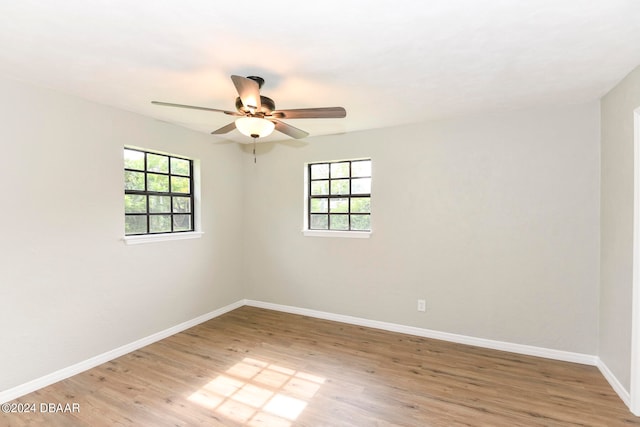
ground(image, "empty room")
xmin=2 ymin=1 xmax=640 ymax=425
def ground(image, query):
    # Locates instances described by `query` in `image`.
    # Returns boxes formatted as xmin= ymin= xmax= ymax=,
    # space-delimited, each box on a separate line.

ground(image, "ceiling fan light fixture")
xmin=235 ymin=116 xmax=275 ymax=138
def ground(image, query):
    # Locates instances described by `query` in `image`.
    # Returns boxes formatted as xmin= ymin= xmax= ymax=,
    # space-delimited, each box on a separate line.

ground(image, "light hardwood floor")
xmin=2 ymin=306 xmax=639 ymax=426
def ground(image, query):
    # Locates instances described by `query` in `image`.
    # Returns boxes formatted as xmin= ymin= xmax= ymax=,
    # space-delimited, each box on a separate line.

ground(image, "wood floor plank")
xmin=2 ymin=306 xmax=639 ymax=426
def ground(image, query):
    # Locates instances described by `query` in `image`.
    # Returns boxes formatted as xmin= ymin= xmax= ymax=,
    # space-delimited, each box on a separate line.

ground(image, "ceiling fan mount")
xmin=151 ymin=74 xmax=346 ymax=140
xmin=245 ymin=75 xmax=265 ymax=88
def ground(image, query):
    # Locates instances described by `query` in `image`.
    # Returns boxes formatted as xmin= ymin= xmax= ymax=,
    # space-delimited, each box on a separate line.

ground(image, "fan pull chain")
xmin=252 ymin=137 xmax=257 ymax=163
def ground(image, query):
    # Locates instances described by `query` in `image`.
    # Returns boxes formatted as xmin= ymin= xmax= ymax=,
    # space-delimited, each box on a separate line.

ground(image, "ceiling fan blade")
xmin=231 ymin=75 xmax=261 ymax=112
xmin=211 ymin=122 xmax=237 ymax=135
xmin=272 ymin=119 xmax=309 ymax=139
xmin=152 ymin=101 xmax=241 ymax=116
xmin=271 ymin=107 xmax=346 ymax=119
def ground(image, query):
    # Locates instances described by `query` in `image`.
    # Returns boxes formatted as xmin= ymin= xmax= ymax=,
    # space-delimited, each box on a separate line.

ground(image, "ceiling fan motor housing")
xmin=235 ymin=96 xmax=276 ymax=115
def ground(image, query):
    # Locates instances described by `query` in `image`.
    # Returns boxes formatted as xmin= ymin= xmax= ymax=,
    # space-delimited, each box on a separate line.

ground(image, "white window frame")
xmin=122 ymin=146 xmax=203 ymax=245
xmin=303 ymin=158 xmax=372 ymax=239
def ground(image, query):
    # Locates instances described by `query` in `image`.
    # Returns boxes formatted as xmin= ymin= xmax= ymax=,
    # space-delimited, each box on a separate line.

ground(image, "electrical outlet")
xmin=417 ymin=299 xmax=426 ymax=312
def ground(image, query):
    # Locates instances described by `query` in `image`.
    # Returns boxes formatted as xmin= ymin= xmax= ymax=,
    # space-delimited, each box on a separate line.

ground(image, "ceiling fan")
xmin=152 ymin=75 xmax=346 ymax=140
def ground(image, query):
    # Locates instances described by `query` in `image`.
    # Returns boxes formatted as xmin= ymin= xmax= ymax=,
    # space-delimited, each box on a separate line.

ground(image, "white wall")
xmin=242 ymin=102 xmax=601 ymax=354
xmin=600 ymin=65 xmax=640 ymax=391
xmin=0 ymin=72 xmax=606 ymax=394
xmin=0 ymin=76 xmax=245 ymax=391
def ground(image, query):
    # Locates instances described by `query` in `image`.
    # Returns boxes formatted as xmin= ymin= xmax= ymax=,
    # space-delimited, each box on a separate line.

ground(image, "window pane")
xmin=149 ymin=215 xmax=171 ymax=233
xmin=331 ymin=162 xmax=349 ymax=178
xmin=311 ymin=180 xmax=329 ymax=196
xmin=310 ymin=214 xmax=328 ymax=230
xmin=124 ymin=149 xmax=145 ymax=170
xmin=124 ymin=148 xmax=194 ymax=237
xmin=173 ymin=196 xmax=191 ymax=213
xmin=125 ymin=171 xmax=145 ymax=191
xmin=125 ymin=215 xmax=147 ymax=235
xmin=171 ymin=176 xmax=190 ymax=194
xmin=351 ymin=197 xmax=370 ymax=213
xmin=125 ymin=194 xmax=146 ymax=213
xmin=352 ymin=160 xmax=371 ymax=177
xmin=307 ymin=159 xmax=372 ymax=233
xmin=171 ymin=157 xmax=190 ymax=176
xmin=351 ymin=215 xmax=371 ymax=231
xmin=173 ymin=215 xmax=192 ymax=231
xmin=310 ymin=163 xmax=329 ymax=180
xmin=147 ymin=153 xmax=169 ymax=173
xmin=149 ymin=195 xmax=171 ymax=213
xmin=147 ymin=173 xmax=169 ymax=192
xmin=330 ymin=214 xmax=349 ymax=230
xmin=331 ymin=179 xmax=349 ymax=195
xmin=310 ymin=198 xmax=328 ymax=213
xmin=352 ymin=178 xmax=371 ymax=194
xmin=329 ymin=198 xmax=349 ymax=213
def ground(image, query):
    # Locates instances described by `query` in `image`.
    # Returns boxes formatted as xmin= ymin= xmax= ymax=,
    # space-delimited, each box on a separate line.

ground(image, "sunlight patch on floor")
xmin=188 ymin=357 xmax=325 ymax=426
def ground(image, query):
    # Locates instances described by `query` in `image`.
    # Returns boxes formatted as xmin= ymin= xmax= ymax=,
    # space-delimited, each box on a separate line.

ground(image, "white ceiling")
xmin=1 ymin=1 xmax=639 ymax=143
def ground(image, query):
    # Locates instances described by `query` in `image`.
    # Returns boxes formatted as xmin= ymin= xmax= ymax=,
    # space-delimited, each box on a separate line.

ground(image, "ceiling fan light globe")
xmin=235 ymin=117 xmax=275 ymax=138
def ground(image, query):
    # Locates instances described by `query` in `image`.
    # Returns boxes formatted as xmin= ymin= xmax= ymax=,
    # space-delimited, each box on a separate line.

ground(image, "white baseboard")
xmin=244 ymin=299 xmax=599 ymax=366
xmin=597 ymin=359 xmax=631 ymax=408
xmin=0 ymin=299 xmax=244 ymax=404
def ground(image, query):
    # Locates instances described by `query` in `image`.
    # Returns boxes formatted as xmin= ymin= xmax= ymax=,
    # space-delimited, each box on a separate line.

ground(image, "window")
xmin=307 ymin=159 xmax=371 ymax=232
xmin=124 ymin=148 xmax=194 ymax=235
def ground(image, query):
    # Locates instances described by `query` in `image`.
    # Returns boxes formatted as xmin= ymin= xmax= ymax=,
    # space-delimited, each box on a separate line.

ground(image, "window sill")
xmin=303 ymin=230 xmax=371 ymax=239
xmin=122 ymin=231 xmax=204 ymax=245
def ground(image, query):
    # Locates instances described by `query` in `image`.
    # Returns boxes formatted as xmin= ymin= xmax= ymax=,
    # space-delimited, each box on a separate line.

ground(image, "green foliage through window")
xmin=124 ymin=148 xmax=194 ymax=235
xmin=308 ymin=159 xmax=371 ymax=231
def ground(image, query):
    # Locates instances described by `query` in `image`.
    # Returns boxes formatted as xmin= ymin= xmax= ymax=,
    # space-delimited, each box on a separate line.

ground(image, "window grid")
xmin=124 ymin=148 xmax=194 ymax=235
xmin=308 ymin=159 xmax=371 ymax=232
